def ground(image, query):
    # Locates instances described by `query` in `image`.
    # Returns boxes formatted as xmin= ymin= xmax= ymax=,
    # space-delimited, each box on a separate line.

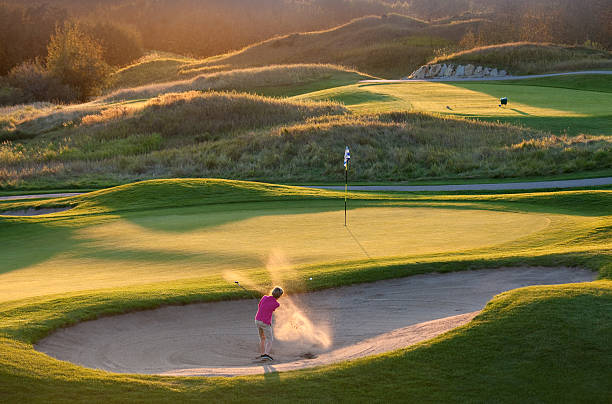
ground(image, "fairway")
xmin=296 ymin=76 xmax=612 ymax=135
xmin=0 ymin=203 xmax=551 ymax=301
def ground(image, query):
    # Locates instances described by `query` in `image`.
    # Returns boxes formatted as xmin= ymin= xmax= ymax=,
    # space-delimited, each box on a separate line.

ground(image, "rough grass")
xmin=2 ymin=111 xmax=611 ymax=189
xmin=431 ymin=42 xmax=612 ymax=75
xmin=102 ymin=64 xmax=371 ymax=102
xmin=0 ymin=180 xmax=610 ymax=402
xmin=181 ymin=14 xmax=484 ymax=79
xmin=0 ymin=65 xmax=359 ymax=140
xmin=109 ymin=52 xmax=199 ymax=89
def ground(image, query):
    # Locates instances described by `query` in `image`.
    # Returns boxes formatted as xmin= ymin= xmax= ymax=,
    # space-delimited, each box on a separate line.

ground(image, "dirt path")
xmin=360 ymin=70 xmax=612 ymax=83
xmin=35 ymin=267 xmax=595 ymax=377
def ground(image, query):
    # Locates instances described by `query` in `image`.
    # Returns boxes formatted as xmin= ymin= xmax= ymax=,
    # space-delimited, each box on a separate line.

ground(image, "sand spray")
xmin=224 ymin=249 xmax=333 ymax=351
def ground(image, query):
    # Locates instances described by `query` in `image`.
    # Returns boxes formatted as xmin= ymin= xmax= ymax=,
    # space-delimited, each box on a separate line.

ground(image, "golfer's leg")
xmin=264 ymin=326 xmax=273 ymax=355
xmin=258 ymin=327 xmax=265 ymax=355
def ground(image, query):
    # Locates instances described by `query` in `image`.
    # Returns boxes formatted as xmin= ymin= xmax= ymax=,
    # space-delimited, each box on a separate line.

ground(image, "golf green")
xmin=0 ymin=203 xmax=553 ymax=301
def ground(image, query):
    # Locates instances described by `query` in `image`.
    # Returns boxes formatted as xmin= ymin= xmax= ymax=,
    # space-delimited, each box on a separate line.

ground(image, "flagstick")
xmin=344 ymin=161 xmax=348 ymax=226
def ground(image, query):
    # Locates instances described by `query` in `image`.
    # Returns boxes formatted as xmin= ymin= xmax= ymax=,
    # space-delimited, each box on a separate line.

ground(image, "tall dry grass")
xmin=2 ymin=110 xmax=610 ymax=188
xmin=431 ymin=42 xmax=612 ymax=74
xmin=101 ymin=64 xmax=366 ymax=102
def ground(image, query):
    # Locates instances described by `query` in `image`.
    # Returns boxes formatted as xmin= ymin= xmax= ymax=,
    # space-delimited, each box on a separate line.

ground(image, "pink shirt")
xmin=255 ymin=295 xmax=280 ymax=325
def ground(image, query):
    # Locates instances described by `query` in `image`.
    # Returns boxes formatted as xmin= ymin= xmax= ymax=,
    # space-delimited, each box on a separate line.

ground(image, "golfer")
xmin=255 ymin=286 xmax=283 ymax=360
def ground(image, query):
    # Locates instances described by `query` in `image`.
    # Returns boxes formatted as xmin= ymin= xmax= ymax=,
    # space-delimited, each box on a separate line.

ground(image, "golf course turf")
xmin=296 ymin=74 xmax=612 ymax=135
xmin=1 ymin=179 xmax=611 ymax=402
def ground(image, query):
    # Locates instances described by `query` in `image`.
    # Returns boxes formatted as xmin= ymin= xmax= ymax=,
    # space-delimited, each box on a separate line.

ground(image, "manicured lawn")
xmin=1 ymin=179 xmax=610 ymax=402
xmin=296 ymin=75 xmax=612 ymax=135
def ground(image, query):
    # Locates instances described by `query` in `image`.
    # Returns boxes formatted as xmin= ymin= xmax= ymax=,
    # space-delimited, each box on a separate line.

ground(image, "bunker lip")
xmin=0 ymin=206 xmax=74 ymax=216
xmin=35 ymin=267 xmax=596 ymax=377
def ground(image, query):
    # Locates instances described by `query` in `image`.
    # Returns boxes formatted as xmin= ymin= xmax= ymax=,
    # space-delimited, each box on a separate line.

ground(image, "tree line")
xmin=1 ymin=0 xmax=609 ymax=105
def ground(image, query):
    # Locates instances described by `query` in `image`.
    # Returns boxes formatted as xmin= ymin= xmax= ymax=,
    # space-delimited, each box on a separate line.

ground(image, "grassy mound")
xmin=79 ymin=91 xmax=345 ymax=138
xmin=431 ymin=42 xmax=612 ymax=75
xmin=103 ymin=64 xmax=371 ymax=102
xmin=2 ymin=111 xmax=611 ymax=189
xmin=109 ymin=53 xmax=199 ymax=89
xmin=178 ymin=14 xmax=484 ymax=79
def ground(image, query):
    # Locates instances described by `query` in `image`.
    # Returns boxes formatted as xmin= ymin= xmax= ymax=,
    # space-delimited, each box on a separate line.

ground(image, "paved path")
xmin=360 ymin=70 xmax=612 ymax=83
xmin=1 ymin=177 xmax=610 ymax=201
xmin=0 ymin=192 xmax=83 ymax=201
xmin=306 ymin=177 xmax=612 ymax=192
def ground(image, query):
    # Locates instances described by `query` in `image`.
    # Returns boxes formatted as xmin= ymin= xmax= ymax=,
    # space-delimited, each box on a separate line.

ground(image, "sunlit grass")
xmin=296 ymin=77 xmax=612 ymax=135
xmin=0 ymin=179 xmax=610 ymax=402
xmin=430 ymin=42 xmax=612 ymax=75
xmin=0 ymin=203 xmax=554 ymax=301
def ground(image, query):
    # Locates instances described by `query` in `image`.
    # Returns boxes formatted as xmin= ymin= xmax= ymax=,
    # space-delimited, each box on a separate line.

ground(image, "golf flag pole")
xmin=343 ymin=146 xmax=350 ymax=226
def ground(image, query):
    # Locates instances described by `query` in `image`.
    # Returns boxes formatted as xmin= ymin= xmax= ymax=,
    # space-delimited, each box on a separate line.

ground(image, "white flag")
xmin=343 ymin=146 xmax=350 ymax=168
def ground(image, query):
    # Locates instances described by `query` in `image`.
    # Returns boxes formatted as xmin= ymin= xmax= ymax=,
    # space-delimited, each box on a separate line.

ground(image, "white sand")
xmin=36 ymin=267 xmax=595 ymax=377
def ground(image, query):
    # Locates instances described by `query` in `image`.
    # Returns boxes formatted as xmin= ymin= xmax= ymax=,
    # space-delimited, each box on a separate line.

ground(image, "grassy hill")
xmin=1 ymin=102 xmax=610 ymax=188
xmin=430 ymin=42 xmax=612 ymax=75
xmin=109 ymin=14 xmax=485 ymax=82
xmin=105 ymin=64 xmax=372 ymax=102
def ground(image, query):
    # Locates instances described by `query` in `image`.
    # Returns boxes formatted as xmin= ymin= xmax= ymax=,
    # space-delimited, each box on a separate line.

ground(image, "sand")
xmin=35 ymin=267 xmax=596 ymax=377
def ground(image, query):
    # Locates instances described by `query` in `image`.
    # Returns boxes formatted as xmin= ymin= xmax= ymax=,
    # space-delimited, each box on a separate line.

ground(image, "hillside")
xmin=107 ymin=63 xmax=372 ymax=99
xmin=2 ymin=105 xmax=610 ymax=188
xmin=187 ymin=14 xmax=487 ymax=79
xmin=430 ymin=42 xmax=612 ymax=75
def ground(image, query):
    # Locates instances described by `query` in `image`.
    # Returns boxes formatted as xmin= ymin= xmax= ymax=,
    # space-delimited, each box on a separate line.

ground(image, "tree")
xmin=46 ymin=22 xmax=111 ymax=100
xmin=83 ymin=22 xmax=144 ymax=67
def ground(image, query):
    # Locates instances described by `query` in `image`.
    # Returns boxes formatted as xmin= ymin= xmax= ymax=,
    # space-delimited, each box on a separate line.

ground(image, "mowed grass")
xmin=297 ymin=75 xmax=612 ymax=135
xmin=0 ymin=202 xmax=553 ymax=301
xmin=0 ymin=179 xmax=611 ymax=402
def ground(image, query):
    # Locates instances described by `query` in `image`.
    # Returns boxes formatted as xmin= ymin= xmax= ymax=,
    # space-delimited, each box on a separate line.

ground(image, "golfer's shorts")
xmin=255 ymin=320 xmax=273 ymax=341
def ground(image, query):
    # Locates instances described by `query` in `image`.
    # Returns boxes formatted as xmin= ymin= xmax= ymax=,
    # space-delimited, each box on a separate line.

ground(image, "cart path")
xmin=304 ymin=177 xmax=612 ymax=192
xmin=360 ymin=70 xmax=612 ymax=83
xmin=1 ymin=176 xmax=611 ymax=201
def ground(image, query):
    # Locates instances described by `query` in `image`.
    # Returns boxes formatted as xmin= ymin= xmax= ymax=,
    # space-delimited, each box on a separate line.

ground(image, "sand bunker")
xmin=0 ymin=207 xmax=73 ymax=216
xmin=36 ymin=267 xmax=595 ymax=377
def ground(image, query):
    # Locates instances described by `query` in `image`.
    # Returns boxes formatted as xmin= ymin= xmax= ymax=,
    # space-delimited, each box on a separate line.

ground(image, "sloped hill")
xmin=180 ymin=14 xmax=487 ymax=79
xmin=105 ymin=64 xmax=372 ymax=101
xmin=430 ymin=42 xmax=612 ymax=75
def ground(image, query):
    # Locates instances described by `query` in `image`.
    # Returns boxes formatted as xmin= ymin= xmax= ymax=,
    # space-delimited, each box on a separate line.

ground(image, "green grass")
xmin=496 ymin=74 xmax=612 ymax=93
xmin=0 ymin=179 xmax=611 ymax=402
xmin=297 ymin=75 xmax=612 ymax=136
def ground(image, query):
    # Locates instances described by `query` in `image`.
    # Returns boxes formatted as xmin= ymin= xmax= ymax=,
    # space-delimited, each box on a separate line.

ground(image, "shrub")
xmin=6 ymin=60 xmax=77 ymax=104
xmin=47 ymin=22 xmax=112 ymax=101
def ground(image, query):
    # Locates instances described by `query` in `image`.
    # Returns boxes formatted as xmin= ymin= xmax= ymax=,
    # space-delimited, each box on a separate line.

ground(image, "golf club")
xmin=234 ymin=281 xmax=258 ymax=299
